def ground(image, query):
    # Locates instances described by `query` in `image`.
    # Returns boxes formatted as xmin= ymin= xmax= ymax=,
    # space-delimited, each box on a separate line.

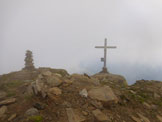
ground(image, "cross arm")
xmin=95 ymin=46 xmax=105 ymax=48
xmin=107 ymin=46 xmax=117 ymax=48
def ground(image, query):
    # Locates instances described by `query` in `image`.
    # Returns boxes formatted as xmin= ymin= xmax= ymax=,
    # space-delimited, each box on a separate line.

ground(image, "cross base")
xmin=100 ymin=67 xmax=109 ymax=74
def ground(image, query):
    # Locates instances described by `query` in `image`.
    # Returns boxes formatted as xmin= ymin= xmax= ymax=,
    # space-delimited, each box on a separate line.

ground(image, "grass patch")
xmin=28 ymin=115 xmax=43 ymax=122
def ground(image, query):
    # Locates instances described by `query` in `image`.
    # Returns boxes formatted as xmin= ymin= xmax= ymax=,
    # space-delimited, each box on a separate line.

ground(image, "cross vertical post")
xmin=95 ymin=38 xmax=117 ymax=73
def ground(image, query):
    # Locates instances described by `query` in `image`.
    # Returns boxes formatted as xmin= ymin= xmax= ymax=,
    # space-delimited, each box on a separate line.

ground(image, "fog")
xmin=0 ymin=0 xmax=162 ymax=84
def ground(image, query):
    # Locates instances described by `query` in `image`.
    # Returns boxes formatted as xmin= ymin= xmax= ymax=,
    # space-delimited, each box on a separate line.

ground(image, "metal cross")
xmin=95 ymin=38 xmax=117 ymax=73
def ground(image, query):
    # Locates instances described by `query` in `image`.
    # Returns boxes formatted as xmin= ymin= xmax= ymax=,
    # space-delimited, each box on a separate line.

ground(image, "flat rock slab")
xmin=88 ymin=86 xmax=118 ymax=103
xmin=0 ymin=98 xmax=16 ymax=106
xmin=92 ymin=109 xmax=109 ymax=122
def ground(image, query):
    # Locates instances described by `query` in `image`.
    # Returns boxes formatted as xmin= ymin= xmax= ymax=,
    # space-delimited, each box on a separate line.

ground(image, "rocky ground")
xmin=0 ymin=68 xmax=162 ymax=122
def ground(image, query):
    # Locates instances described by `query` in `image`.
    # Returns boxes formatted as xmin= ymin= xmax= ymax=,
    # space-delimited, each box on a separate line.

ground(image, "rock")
xmin=92 ymin=109 xmax=109 ymax=122
xmin=83 ymin=73 xmax=91 ymax=79
xmin=0 ymin=106 xmax=7 ymax=118
xmin=33 ymin=103 xmax=45 ymax=110
xmin=157 ymin=115 xmax=162 ymax=122
xmin=93 ymin=73 xmax=128 ymax=87
xmin=42 ymin=71 xmax=52 ymax=76
xmin=131 ymin=115 xmax=141 ymax=122
xmin=71 ymin=74 xmax=100 ymax=89
xmin=90 ymin=101 xmax=103 ymax=109
xmin=137 ymin=113 xmax=150 ymax=122
xmin=82 ymin=111 xmax=88 ymax=116
xmin=79 ymin=89 xmax=88 ymax=98
xmin=0 ymin=91 xmax=7 ymax=100
xmin=153 ymin=92 xmax=160 ymax=99
xmin=150 ymin=104 xmax=158 ymax=110
xmin=46 ymin=75 xmax=63 ymax=87
xmin=66 ymin=108 xmax=86 ymax=122
xmin=25 ymin=108 xmax=39 ymax=116
xmin=62 ymin=101 xmax=71 ymax=108
xmin=38 ymin=67 xmax=69 ymax=77
xmin=0 ymin=98 xmax=16 ymax=106
xmin=48 ymin=87 xmax=62 ymax=96
xmin=88 ymin=86 xmax=118 ymax=103
xmin=54 ymin=73 xmax=62 ymax=78
xmin=64 ymin=79 xmax=73 ymax=85
xmin=8 ymin=113 xmax=17 ymax=121
xmin=26 ymin=83 xmax=35 ymax=96
xmin=143 ymin=102 xmax=151 ymax=109
xmin=129 ymin=90 xmax=136 ymax=94
xmin=74 ymin=109 xmax=86 ymax=122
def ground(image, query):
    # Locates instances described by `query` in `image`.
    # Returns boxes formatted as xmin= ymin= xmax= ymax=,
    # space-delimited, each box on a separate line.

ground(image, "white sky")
xmin=0 ymin=0 xmax=162 ymax=83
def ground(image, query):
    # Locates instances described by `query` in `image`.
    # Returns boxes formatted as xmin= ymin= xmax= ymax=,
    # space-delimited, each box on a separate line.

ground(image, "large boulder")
xmin=70 ymin=74 xmax=99 ymax=90
xmin=93 ymin=73 xmax=128 ymax=87
xmin=88 ymin=86 xmax=118 ymax=103
xmin=38 ymin=67 xmax=69 ymax=77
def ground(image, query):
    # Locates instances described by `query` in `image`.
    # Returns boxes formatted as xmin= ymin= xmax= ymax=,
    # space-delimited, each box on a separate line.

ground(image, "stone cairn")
xmin=23 ymin=50 xmax=35 ymax=70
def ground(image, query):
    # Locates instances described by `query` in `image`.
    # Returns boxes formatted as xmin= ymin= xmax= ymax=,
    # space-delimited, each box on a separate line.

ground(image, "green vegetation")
xmin=28 ymin=115 xmax=43 ymax=122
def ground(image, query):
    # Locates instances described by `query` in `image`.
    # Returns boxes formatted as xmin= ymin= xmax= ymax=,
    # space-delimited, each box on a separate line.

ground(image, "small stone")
xmin=91 ymin=101 xmax=103 ymax=109
xmin=150 ymin=104 xmax=158 ymax=110
xmin=46 ymin=76 xmax=63 ymax=87
xmin=131 ymin=115 xmax=141 ymax=122
xmin=64 ymin=79 xmax=73 ymax=84
xmin=48 ymin=87 xmax=62 ymax=96
xmin=66 ymin=108 xmax=86 ymax=122
xmin=0 ymin=98 xmax=16 ymax=106
xmin=79 ymin=89 xmax=88 ymax=98
xmin=82 ymin=111 xmax=88 ymax=116
xmin=8 ymin=113 xmax=17 ymax=121
xmin=33 ymin=103 xmax=45 ymax=110
xmin=25 ymin=108 xmax=39 ymax=116
xmin=157 ymin=115 xmax=162 ymax=122
xmin=143 ymin=102 xmax=151 ymax=109
xmin=129 ymin=90 xmax=136 ymax=94
xmin=153 ymin=92 xmax=160 ymax=99
xmin=62 ymin=101 xmax=71 ymax=108
xmin=92 ymin=109 xmax=109 ymax=122
xmin=54 ymin=73 xmax=62 ymax=77
xmin=137 ymin=113 xmax=150 ymax=122
xmin=0 ymin=106 xmax=7 ymax=118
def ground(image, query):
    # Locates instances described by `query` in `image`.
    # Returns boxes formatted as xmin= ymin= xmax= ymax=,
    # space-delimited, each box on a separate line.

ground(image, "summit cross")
xmin=95 ymin=38 xmax=117 ymax=73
